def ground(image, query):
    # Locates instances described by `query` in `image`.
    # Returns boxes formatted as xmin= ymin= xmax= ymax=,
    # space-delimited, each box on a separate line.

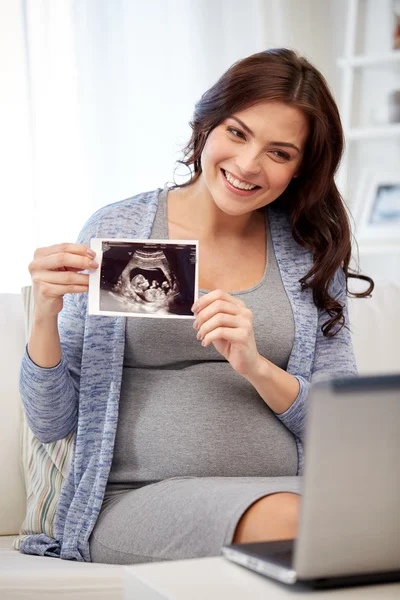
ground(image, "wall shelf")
xmin=335 ymin=0 xmax=400 ymax=200
xmin=338 ymin=50 xmax=400 ymax=67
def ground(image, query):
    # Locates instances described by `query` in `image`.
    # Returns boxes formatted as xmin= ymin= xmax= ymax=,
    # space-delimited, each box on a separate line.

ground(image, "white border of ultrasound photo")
xmin=88 ymin=238 xmax=199 ymax=319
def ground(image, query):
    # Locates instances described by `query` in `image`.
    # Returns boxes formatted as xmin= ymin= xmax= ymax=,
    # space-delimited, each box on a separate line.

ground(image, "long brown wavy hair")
xmin=172 ymin=48 xmax=374 ymax=337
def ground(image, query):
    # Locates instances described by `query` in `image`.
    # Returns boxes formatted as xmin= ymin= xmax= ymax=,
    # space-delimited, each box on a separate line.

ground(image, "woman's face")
xmin=200 ymin=100 xmax=309 ymax=216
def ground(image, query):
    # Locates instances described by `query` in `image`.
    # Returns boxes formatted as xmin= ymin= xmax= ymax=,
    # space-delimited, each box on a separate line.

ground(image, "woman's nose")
xmin=235 ymin=151 xmax=262 ymax=178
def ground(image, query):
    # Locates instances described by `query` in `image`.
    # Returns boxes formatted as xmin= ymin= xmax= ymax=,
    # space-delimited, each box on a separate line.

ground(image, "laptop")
xmin=222 ymin=374 xmax=400 ymax=588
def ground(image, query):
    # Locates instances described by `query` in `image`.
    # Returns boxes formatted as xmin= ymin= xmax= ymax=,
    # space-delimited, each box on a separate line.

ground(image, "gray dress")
xmin=89 ymin=185 xmax=301 ymax=565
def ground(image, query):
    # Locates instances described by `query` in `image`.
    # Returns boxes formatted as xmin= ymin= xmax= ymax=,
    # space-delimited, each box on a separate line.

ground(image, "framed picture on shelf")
xmin=393 ymin=0 xmax=400 ymax=49
xmin=354 ymin=171 xmax=400 ymax=247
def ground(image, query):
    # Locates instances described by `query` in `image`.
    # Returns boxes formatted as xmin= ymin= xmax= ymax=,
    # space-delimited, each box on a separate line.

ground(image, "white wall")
xmin=0 ymin=1 xmax=35 ymax=294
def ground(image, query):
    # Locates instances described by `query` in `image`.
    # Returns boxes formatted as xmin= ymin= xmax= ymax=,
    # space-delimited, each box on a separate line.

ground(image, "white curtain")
xmin=0 ymin=0 xmax=342 ymax=293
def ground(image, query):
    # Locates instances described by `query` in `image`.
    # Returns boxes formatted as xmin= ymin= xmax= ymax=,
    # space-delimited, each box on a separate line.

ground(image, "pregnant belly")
xmin=108 ymin=363 xmax=298 ymax=483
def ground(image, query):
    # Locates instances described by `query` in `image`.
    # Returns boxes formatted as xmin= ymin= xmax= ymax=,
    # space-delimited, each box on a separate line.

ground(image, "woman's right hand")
xmin=28 ymin=243 xmax=99 ymax=319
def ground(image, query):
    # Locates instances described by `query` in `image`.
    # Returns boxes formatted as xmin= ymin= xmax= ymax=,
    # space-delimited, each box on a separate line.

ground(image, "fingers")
xmin=33 ymin=243 xmax=95 ymax=260
xmin=29 ymin=243 xmax=97 ymax=317
xmin=192 ymin=289 xmax=245 ymax=314
xmin=194 ymin=298 xmax=254 ymax=349
xmin=192 ymin=299 xmax=239 ymax=330
xmin=193 ymin=290 xmax=252 ymax=331
xmin=31 ymin=270 xmax=90 ymax=286
xmin=196 ymin=312 xmax=241 ymax=343
xmin=32 ymin=252 xmax=97 ymax=274
xmin=202 ymin=326 xmax=246 ymax=348
xmin=31 ymin=272 xmax=90 ymax=306
xmin=36 ymin=282 xmax=90 ymax=298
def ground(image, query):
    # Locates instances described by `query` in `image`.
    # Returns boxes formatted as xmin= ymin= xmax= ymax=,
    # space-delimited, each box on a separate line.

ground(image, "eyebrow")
xmin=229 ymin=116 xmax=301 ymax=154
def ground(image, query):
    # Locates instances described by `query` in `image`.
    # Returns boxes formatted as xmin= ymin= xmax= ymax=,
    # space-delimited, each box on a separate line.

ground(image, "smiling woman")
xmin=20 ymin=48 xmax=374 ymax=566
xmin=174 ymin=48 xmax=373 ymax=335
xmin=191 ymin=100 xmax=308 ymax=214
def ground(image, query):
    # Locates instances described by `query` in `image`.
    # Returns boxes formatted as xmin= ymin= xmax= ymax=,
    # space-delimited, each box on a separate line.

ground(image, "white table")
xmin=124 ymin=556 xmax=400 ymax=600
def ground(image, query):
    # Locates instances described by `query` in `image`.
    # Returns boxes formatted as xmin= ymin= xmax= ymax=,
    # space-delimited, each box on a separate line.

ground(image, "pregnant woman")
xmin=20 ymin=48 xmax=373 ymax=563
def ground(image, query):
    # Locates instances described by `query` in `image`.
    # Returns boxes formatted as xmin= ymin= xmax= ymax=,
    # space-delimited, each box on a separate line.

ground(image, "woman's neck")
xmin=169 ymin=176 xmax=264 ymax=242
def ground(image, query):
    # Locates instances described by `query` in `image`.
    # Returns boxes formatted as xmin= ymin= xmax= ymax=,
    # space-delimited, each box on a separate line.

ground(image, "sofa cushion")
xmin=12 ymin=287 xmax=76 ymax=550
xmin=0 ymin=536 xmax=124 ymax=599
xmin=0 ymin=294 xmax=27 ymax=535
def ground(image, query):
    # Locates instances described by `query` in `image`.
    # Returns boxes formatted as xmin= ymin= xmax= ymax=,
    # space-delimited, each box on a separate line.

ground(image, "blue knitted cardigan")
xmin=19 ymin=187 xmax=357 ymax=561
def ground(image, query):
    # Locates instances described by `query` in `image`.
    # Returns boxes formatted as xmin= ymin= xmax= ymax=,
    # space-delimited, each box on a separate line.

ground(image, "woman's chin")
xmin=211 ymin=187 xmax=262 ymax=216
xmin=214 ymin=200 xmax=256 ymax=217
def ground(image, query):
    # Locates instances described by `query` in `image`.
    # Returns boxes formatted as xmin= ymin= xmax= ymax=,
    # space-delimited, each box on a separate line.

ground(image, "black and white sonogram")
xmin=88 ymin=238 xmax=198 ymax=318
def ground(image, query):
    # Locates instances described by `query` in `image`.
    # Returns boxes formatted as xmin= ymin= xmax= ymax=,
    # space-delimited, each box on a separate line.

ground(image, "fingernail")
xmin=192 ymin=302 xmax=198 ymax=312
xmin=193 ymin=319 xmax=198 ymax=329
xmin=90 ymin=260 xmax=99 ymax=269
xmin=196 ymin=331 xmax=202 ymax=340
xmin=87 ymin=249 xmax=96 ymax=258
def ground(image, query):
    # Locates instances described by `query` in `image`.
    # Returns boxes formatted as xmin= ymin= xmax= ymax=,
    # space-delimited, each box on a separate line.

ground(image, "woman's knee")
xmin=232 ymin=492 xmax=300 ymax=544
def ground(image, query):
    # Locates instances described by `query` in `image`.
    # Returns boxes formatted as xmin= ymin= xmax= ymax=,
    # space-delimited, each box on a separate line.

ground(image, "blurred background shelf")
xmin=345 ymin=122 xmax=400 ymax=140
xmin=338 ymin=49 xmax=400 ymax=67
xmin=337 ymin=0 xmax=400 ymax=281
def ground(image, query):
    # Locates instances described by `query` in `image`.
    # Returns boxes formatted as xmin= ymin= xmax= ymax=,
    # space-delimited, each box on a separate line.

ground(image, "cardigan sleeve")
xmin=276 ymin=267 xmax=358 ymax=443
xmin=19 ymin=292 xmax=85 ymax=443
xmin=18 ymin=214 xmax=100 ymax=443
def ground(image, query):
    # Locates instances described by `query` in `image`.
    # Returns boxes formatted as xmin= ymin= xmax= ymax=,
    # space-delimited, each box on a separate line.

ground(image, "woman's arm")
xmin=28 ymin=314 xmax=62 ymax=368
xmin=20 ymin=239 xmax=97 ymax=444
xmin=242 ymin=356 xmax=300 ymax=415
xmin=20 ymin=290 xmax=85 ymax=443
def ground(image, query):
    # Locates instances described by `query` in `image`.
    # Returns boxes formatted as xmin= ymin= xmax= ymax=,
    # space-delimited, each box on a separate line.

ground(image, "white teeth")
xmin=224 ymin=170 xmax=257 ymax=191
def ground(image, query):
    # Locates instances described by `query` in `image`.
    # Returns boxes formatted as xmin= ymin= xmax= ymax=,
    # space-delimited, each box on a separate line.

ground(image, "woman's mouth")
xmin=220 ymin=169 xmax=261 ymax=196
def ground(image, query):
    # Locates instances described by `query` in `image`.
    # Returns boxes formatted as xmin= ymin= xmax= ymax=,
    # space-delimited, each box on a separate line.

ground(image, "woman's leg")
xmin=90 ymin=480 xmax=301 ymax=564
xmin=233 ymin=492 xmax=300 ymax=543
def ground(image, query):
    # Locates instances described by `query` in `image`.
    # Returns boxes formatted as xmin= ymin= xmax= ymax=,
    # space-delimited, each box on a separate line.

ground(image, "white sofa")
xmin=1 ymin=282 xmax=400 ymax=599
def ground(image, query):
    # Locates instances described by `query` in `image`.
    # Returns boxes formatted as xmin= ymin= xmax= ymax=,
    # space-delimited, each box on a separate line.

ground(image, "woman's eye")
xmin=226 ymin=127 xmax=291 ymax=161
xmin=227 ymin=127 xmax=245 ymax=139
xmin=271 ymin=150 xmax=291 ymax=161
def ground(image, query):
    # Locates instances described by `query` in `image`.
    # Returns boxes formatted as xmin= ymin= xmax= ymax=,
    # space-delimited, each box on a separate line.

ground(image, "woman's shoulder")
xmin=76 ymin=187 xmax=162 ymax=244
xmin=268 ymin=203 xmax=346 ymax=293
xmin=268 ymin=202 xmax=310 ymax=262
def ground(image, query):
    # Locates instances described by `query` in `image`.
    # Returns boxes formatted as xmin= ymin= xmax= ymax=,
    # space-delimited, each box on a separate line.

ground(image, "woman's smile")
xmin=220 ymin=168 xmax=262 ymax=197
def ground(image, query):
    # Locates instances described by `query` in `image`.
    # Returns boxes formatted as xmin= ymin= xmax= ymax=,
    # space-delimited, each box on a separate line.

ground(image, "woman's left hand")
xmin=192 ymin=289 xmax=261 ymax=378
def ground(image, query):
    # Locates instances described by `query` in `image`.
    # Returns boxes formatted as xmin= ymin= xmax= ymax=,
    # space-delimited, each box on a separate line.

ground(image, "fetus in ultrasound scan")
xmin=111 ymin=249 xmax=179 ymax=313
